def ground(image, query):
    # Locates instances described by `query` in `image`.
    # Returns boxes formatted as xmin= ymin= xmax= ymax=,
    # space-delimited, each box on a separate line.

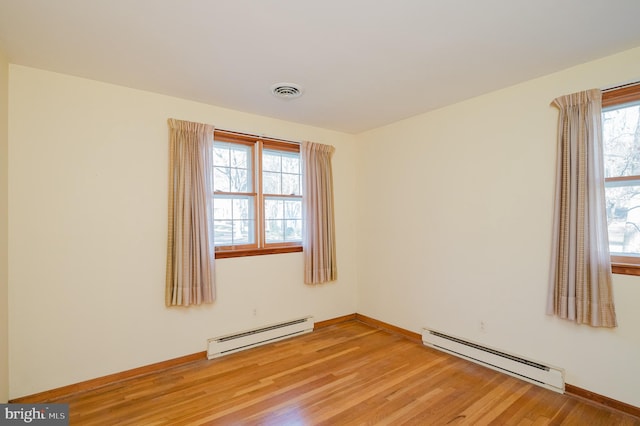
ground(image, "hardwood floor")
xmin=50 ymin=321 xmax=638 ymax=425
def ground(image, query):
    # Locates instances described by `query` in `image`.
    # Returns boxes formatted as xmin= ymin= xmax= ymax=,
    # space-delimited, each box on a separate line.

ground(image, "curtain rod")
xmin=602 ymin=80 xmax=640 ymax=93
xmin=215 ymin=127 xmax=302 ymax=145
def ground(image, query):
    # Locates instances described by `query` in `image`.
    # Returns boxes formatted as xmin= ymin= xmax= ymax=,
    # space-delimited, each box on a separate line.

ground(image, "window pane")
xmin=263 ymin=151 xmax=281 ymax=172
xmin=213 ymin=220 xmax=233 ymax=246
xmin=282 ymin=155 xmax=299 ymax=173
xmin=213 ymin=167 xmax=231 ymax=192
xmin=214 ymin=141 xmax=252 ymax=193
xmin=213 ymin=197 xmax=232 ymax=219
xmin=265 ymin=199 xmax=283 ymax=220
xmin=282 ymin=173 xmax=301 ymax=195
xmin=213 ymin=195 xmax=255 ymax=246
xmin=265 ymin=220 xmax=284 ymax=243
xmin=263 ymin=171 xmax=281 ymax=194
xmin=603 ymin=104 xmax=640 ymax=178
xmin=213 ymin=146 xmax=230 ymax=166
xmin=232 ymin=220 xmax=252 ymax=244
xmin=264 ymin=197 xmax=301 ymax=244
xmin=285 ymin=219 xmax=302 ymax=241
xmin=263 ymin=149 xmax=301 ymax=196
xmin=230 ymin=147 xmax=248 ymax=168
xmin=284 ymin=199 xmax=302 ymax=219
xmin=233 ymin=198 xmax=249 ymax=220
xmin=606 ymin=184 xmax=640 ymax=255
xmin=230 ymin=169 xmax=249 ymax=192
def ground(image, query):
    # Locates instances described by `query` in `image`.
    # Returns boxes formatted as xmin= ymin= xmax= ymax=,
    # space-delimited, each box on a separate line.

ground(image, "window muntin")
xmin=213 ymin=131 xmax=302 ymax=256
xmin=602 ymin=83 xmax=640 ymax=274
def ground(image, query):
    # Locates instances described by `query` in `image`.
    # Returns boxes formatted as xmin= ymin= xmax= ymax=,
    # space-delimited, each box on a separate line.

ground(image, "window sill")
xmin=611 ymin=262 xmax=640 ymax=276
xmin=215 ymin=245 xmax=303 ymax=259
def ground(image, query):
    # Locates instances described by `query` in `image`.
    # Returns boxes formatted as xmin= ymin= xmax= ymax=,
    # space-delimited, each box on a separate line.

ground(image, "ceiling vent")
xmin=271 ymin=82 xmax=303 ymax=99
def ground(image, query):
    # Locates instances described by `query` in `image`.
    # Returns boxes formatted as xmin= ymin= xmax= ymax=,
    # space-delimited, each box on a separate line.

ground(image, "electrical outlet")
xmin=480 ymin=320 xmax=486 ymax=333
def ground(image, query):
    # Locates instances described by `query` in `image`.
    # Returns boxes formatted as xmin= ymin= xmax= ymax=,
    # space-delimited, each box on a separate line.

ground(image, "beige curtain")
xmin=165 ymin=118 xmax=215 ymax=306
xmin=547 ymin=89 xmax=617 ymax=327
xmin=302 ymin=141 xmax=337 ymax=284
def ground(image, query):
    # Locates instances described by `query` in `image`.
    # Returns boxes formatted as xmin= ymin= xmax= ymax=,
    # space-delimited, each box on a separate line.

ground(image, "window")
xmin=602 ymin=84 xmax=640 ymax=275
xmin=262 ymin=148 xmax=303 ymax=244
xmin=212 ymin=130 xmax=303 ymax=258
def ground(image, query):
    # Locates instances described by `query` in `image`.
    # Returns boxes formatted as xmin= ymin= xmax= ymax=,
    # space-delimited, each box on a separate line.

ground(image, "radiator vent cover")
xmin=422 ymin=328 xmax=564 ymax=393
xmin=208 ymin=316 xmax=314 ymax=359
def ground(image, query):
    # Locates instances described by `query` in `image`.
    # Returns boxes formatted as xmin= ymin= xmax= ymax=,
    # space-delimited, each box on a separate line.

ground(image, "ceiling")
xmin=1 ymin=1 xmax=640 ymax=134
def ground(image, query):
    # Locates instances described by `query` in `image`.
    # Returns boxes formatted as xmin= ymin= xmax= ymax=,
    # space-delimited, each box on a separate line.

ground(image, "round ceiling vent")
xmin=271 ymin=82 xmax=303 ymax=99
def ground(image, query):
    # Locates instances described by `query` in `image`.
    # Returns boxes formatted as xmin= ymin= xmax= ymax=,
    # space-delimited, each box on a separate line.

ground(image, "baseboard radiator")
xmin=422 ymin=328 xmax=565 ymax=393
xmin=207 ymin=316 xmax=314 ymax=359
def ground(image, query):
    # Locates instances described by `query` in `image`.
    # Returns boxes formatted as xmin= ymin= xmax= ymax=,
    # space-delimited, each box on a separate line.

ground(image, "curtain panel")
xmin=165 ymin=118 xmax=216 ymax=306
xmin=302 ymin=141 xmax=337 ymax=284
xmin=547 ymin=89 xmax=617 ymax=327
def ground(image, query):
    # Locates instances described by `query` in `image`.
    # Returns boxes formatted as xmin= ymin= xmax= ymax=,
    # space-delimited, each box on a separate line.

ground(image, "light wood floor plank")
xmin=42 ymin=321 xmax=639 ymax=425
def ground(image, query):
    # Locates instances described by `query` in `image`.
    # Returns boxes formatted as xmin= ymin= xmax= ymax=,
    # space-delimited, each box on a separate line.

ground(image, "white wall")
xmin=0 ymin=48 xmax=9 ymax=403
xmin=356 ymin=46 xmax=640 ymax=407
xmin=7 ymin=65 xmax=359 ymax=399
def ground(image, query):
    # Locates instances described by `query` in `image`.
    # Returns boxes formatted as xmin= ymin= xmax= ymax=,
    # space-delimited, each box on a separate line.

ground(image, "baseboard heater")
xmin=207 ymin=316 xmax=314 ymax=359
xmin=422 ymin=328 xmax=564 ymax=393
